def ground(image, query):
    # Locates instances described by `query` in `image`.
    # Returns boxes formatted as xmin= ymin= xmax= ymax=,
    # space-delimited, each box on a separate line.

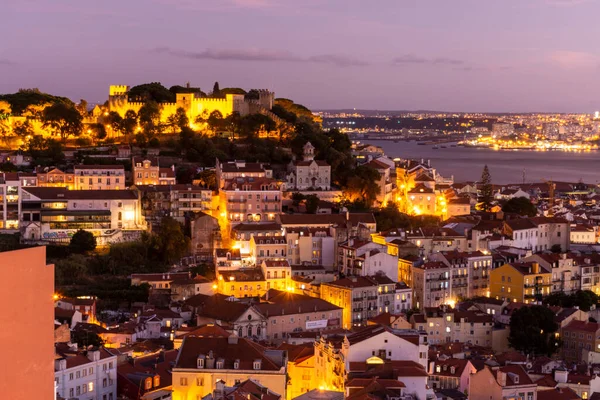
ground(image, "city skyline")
xmin=3 ymin=0 xmax=600 ymax=112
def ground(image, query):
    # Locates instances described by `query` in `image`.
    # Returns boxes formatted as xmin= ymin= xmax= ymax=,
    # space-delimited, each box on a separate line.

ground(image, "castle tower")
xmin=303 ymin=141 xmax=315 ymax=161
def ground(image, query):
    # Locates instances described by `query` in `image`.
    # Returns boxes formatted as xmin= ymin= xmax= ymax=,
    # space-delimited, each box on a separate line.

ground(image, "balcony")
xmin=367 ymin=295 xmax=378 ymax=300
xmin=454 ymin=283 xmax=468 ymax=288
xmin=353 ymin=297 xmax=364 ymax=302
xmin=262 ymin=198 xmax=280 ymax=203
xmin=228 ymin=198 xmax=247 ymax=203
xmin=452 ymin=274 xmax=468 ymax=279
xmin=353 ymin=307 xmax=363 ymax=312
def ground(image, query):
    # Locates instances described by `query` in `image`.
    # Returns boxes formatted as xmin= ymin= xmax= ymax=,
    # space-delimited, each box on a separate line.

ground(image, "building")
xmin=54 ymin=345 xmax=118 ymax=400
xmin=251 ymin=236 xmax=288 ymax=265
xmin=570 ymin=224 xmax=596 ymax=244
xmin=230 ymin=223 xmax=283 ymax=256
xmin=469 ymin=365 xmax=537 ymax=400
xmin=220 ymin=177 xmax=283 ymax=225
xmin=411 ymin=306 xmax=494 ymax=346
xmin=428 ymin=359 xmax=477 ymax=392
xmin=135 ymin=184 xmax=213 ymax=224
xmin=189 ymin=297 xmax=266 ymax=340
xmin=286 ymin=142 xmax=331 ymax=191
xmin=108 ymin=84 xmax=274 ymax=128
xmin=320 ymin=275 xmax=396 ymax=329
xmin=0 ymin=247 xmax=55 ymax=400
xmin=503 ymin=217 xmax=570 ymax=253
xmin=278 ymin=212 xmax=377 ymax=244
xmin=277 ymin=343 xmax=315 ymax=399
xmin=132 ymin=156 xmax=176 ymax=186
xmin=522 ymin=253 xmax=582 ymax=295
xmin=21 ymin=187 xmax=145 ymax=245
xmin=0 ymin=172 xmax=26 ymax=231
xmin=561 ymin=320 xmax=600 ymax=363
xmin=172 ymin=334 xmax=287 ymax=400
xmin=489 ymin=262 xmax=552 ymax=303
xmin=216 ymin=160 xmax=273 ymax=189
xmin=412 ymin=261 xmax=453 ymax=309
xmin=285 ymin=226 xmax=336 ymax=268
xmin=429 ymin=250 xmax=493 ymax=298
xmin=260 ymin=259 xmax=292 ymax=291
xmin=36 ymin=167 xmax=75 ymax=189
xmin=56 ymin=296 xmax=97 ymax=324
xmin=73 ymin=165 xmax=126 ymax=190
xmin=338 ymin=239 xmax=399 ymax=281
xmin=117 ymin=349 xmax=177 ymax=400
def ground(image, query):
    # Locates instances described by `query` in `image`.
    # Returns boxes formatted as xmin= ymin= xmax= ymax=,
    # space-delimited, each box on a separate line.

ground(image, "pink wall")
xmin=0 ymin=247 xmax=55 ymax=399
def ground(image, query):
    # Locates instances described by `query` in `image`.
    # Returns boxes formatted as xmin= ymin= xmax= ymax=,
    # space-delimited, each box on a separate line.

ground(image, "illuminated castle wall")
xmin=108 ymin=85 xmax=275 ymax=123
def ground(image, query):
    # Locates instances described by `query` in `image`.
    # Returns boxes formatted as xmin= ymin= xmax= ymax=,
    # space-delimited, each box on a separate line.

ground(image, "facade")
xmin=428 ymin=359 xmax=477 ymax=392
xmin=278 ymin=343 xmax=315 ymax=399
xmin=287 ymin=142 xmax=331 ymax=191
xmin=54 ymin=346 xmax=118 ymax=400
xmin=216 ymin=160 xmax=272 ymax=189
xmin=21 ymin=187 xmax=145 ymax=245
xmin=230 ymin=222 xmax=283 ymax=256
xmin=469 ymin=365 xmax=537 ymax=400
xmin=320 ymin=275 xmax=396 ymax=329
xmin=523 ymin=253 xmax=582 ymax=295
xmin=429 ymin=250 xmax=493 ymax=298
xmin=285 ymin=227 xmax=336 ymax=268
xmin=561 ymin=320 xmax=600 ymax=363
xmin=260 ymin=259 xmax=292 ymax=291
xmin=251 ymin=236 xmax=288 ymax=265
xmin=172 ymin=334 xmax=287 ymax=400
xmin=220 ymin=177 xmax=282 ymax=225
xmin=503 ymin=217 xmax=570 ymax=253
xmin=73 ymin=165 xmax=125 ymax=190
xmin=0 ymin=172 xmax=23 ymax=231
xmin=0 ymin=247 xmax=55 ymax=400
xmin=132 ymin=157 xmax=176 ymax=186
xmin=489 ymin=262 xmax=552 ymax=304
xmin=136 ymin=184 xmax=213 ymax=224
xmin=412 ymin=261 xmax=452 ymax=309
xmin=36 ymin=167 xmax=75 ymax=189
xmin=411 ymin=307 xmax=494 ymax=346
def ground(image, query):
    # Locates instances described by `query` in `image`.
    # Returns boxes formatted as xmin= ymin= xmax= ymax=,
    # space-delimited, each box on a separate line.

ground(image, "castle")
xmin=106 ymin=85 xmax=276 ymax=124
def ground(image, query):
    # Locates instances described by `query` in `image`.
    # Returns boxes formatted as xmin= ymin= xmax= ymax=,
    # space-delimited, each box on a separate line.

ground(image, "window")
xmin=180 ymin=378 xmax=188 ymax=386
xmin=88 ymin=382 xmax=94 ymax=392
xmin=69 ymin=373 xmax=74 ymax=381
xmin=145 ymin=378 xmax=152 ymax=390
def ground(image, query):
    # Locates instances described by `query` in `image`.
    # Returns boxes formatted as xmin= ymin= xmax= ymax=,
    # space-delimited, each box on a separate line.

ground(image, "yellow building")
xmin=277 ymin=343 xmax=315 ymax=399
xmin=489 ymin=262 xmax=552 ymax=304
xmin=172 ymin=334 xmax=287 ymax=400
xmin=319 ymin=282 xmax=352 ymax=329
xmin=216 ymin=269 xmax=266 ymax=298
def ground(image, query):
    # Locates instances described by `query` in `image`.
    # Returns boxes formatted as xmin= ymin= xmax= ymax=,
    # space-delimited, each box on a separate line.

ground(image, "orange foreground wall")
xmin=0 ymin=247 xmax=55 ymax=399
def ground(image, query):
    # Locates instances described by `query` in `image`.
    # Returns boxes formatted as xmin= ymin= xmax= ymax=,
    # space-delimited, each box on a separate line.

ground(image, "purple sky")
xmin=2 ymin=0 xmax=600 ymax=112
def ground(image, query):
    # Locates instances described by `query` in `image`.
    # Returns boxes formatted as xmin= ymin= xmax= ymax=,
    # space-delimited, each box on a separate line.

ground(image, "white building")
xmin=54 ymin=346 xmax=117 ymax=400
xmin=21 ymin=187 xmax=145 ymax=245
xmin=287 ymin=142 xmax=331 ymax=191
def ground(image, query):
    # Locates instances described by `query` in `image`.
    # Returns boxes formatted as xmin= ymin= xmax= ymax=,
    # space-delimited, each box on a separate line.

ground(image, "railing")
xmin=228 ymin=198 xmax=247 ymax=203
xmin=352 ymin=297 xmax=364 ymax=301
xmin=367 ymin=296 xmax=378 ymax=300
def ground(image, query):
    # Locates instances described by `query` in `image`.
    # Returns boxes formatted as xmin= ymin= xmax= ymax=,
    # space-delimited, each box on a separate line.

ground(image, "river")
xmin=362 ymin=140 xmax=600 ymax=184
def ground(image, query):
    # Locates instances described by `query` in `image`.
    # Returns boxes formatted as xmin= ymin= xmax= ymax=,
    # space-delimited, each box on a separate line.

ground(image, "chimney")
xmin=87 ymin=350 xmax=101 ymax=362
xmin=228 ymin=336 xmax=239 ymax=345
xmin=554 ymin=369 xmax=568 ymax=384
xmin=171 ymin=164 xmax=175 ymax=172
xmin=428 ymin=361 xmax=435 ymax=375
xmin=346 ymin=210 xmax=350 ymax=221
xmin=497 ymin=371 xmax=507 ymax=387
xmin=532 ymin=262 xmax=540 ymax=274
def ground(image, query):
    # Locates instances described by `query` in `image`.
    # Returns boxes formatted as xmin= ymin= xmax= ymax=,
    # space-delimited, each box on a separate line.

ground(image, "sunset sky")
xmin=3 ymin=0 xmax=600 ymax=112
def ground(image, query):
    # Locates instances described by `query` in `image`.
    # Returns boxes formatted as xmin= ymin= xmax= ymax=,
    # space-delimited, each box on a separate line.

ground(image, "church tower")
xmin=303 ymin=141 xmax=315 ymax=161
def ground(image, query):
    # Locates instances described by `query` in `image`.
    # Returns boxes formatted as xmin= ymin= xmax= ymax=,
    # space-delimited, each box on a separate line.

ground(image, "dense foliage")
xmin=478 ymin=165 xmax=494 ymax=211
xmin=0 ymin=88 xmax=74 ymax=115
xmin=69 ymin=230 xmax=97 ymax=254
xmin=502 ymin=197 xmax=537 ymax=216
xmin=543 ymin=290 xmax=599 ymax=311
xmin=508 ymin=305 xmax=561 ymax=356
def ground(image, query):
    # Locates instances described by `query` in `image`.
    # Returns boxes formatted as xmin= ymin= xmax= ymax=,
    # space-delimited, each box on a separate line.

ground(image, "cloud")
xmin=154 ymin=47 xmax=368 ymax=67
xmin=307 ymin=54 xmax=369 ymax=67
xmin=550 ymin=50 xmax=599 ymax=69
xmin=392 ymin=54 xmax=464 ymax=66
xmin=545 ymin=0 xmax=591 ymax=6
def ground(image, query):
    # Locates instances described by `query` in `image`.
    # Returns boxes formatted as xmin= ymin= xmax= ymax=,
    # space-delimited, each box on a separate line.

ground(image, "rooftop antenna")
xmin=522 ymin=169 xmax=526 ymax=185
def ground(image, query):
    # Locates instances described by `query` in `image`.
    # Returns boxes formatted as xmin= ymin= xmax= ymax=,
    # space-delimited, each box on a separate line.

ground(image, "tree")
xmin=166 ymin=107 xmax=189 ymax=133
xmin=291 ymin=192 xmax=305 ymax=207
xmin=478 ymin=165 xmax=494 ymax=212
xmin=305 ymin=194 xmax=320 ymax=214
xmin=544 ymin=290 xmax=599 ymax=312
xmin=343 ymin=165 xmax=381 ymax=207
xmin=0 ymin=101 xmax=11 ymax=140
xmin=502 ymin=197 xmax=537 ymax=217
xmin=122 ymin=110 xmax=138 ymax=139
xmin=197 ymin=169 xmax=216 ymax=189
xmin=128 ymin=82 xmax=174 ymax=103
xmin=138 ymin=101 xmax=162 ymax=137
xmin=76 ymin=99 xmax=88 ymax=116
xmin=88 ymin=123 xmax=107 ymax=141
xmin=240 ymin=114 xmax=275 ymax=139
xmin=508 ymin=305 xmax=561 ymax=356
xmin=212 ymin=81 xmax=221 ymax=97
xmin=41 ymin=102 xmax=83 ymax=140
xmin=69 ymin=229 xmax=97 ymax=254
xmin=147 ymin=217 xmax=190 ymax=264
xmin=207 ymin=110 xmax=224 ymax=133
xmin=106 ymin=111 xmax=124 ymax=136
xmin=376 ymin=202 xmax=411 ymax=232
xmin=13 ymin=120 xmax=34 ymax=138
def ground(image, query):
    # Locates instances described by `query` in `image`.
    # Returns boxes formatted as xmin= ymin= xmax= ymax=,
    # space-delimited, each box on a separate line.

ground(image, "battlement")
xmin=109 ymin=85 xmax=130 ymax=96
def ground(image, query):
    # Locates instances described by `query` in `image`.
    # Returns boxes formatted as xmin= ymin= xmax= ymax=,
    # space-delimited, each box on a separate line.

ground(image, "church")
xmin=286 ymin=142 xmax=331 ymax=191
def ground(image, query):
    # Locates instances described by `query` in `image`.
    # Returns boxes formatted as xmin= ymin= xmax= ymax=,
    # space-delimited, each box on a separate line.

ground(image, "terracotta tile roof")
xmin=175 ymin=336 xmax=281 ymax=371
xmin=279 ymin=213 xmax=375 ymax=226
xmin=537 ymin=387 xmax=580 ymax=400
xmin=563 ymin=319 xmax=600 ymax=333
xmin=176 ymin=324 xmax=231 ymax=339
xmin=504 ymin=218 xmax=538 ymax=231
xmin=131 ymin=272 xmax=190 ymax=282
xmin=348 ymin=360 xmax=429 ymax=377
xmin=220 ymin=161 xmax=268 ymax=173
xmin=188 ymin=294 xmax=252 ymax=322
xmin=489 ymin=364 xmax=534 ymax=386
xmin=324 ymin=276 xmax=379 ymax=289
xmin=256 ymin=289 xmax=341 ymax=316
xmin=294 ymin=160 xmax=329 ymax=167
xmin=408 ymin=183 xmax=434 ymax=194
xmin=24 ymin=187 xmax=138 ymax=200
xmin=74 ymin=164 xmax=124 ymax=170
xmin=222 ymin=177 xmax=281 ymax=191
xmin=431 ymin=359 xmax=472 ymax=377
xmin=276 ymin=343 xmax=314 ymax=363
xmin=232 ymin=223 xmax=282 ymax=232
xmin=534 ymin=374 xmax=558 ymax=388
